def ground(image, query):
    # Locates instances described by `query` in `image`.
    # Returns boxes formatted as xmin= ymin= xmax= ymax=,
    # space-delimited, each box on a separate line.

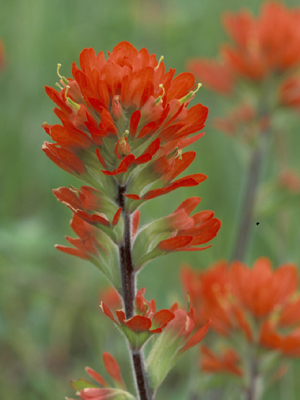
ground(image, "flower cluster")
xmin=187 ymin=2 xmax=300 ymax=143
xmin=44 ymin=41 xmax=221 ymax=285
xmin=43 ymin=41 xmax=208 ymax=199
xmin=181 ymin=257 xmax=300 ymax=378
xmin=188 ymin=2 xmax=300 ymax=93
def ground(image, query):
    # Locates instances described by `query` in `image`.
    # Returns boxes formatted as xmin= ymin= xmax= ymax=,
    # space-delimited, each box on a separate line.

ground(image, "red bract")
xmin=101 ymin=288 xmax=175 ymax=349
xmin=43 ymin=42 xmax=208 ymax=207
xmin=158 ymin=197 xmax=221 ymax=252
xmin=166 ymin=304 xmax=211 ymax=353
xmin=132 ymin=197 xmax=221 ymax=270
xmin=53 ymin=186 xmax=122 ymax=238
xmin=56 ymin=213 xmax=103 ymax=261
xmin=56 ymin=213 xmax=122 ymax=291
xmin=187 ymin=2 xmax=300 ymax=93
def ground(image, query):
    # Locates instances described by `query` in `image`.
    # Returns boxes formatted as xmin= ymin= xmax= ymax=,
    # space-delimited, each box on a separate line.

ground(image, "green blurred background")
xmin=1 ymin=0 xmax=300 ymax=399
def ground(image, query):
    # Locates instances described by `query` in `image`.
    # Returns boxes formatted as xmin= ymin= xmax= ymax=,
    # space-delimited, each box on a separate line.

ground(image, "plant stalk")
xmin=231 ymin=144 xmax=264 ymax=262
xmin=246 ymin=357 xmax=259 ymax=400
xmin=117 ymin=184 xmax=152 ymax=400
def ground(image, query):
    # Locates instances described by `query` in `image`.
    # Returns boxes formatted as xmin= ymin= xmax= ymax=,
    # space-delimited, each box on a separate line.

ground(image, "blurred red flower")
xmin=181 ymin=257 xmax=300 ymax=361
xmin=278 ymin=169 xmax=300 ymax=194
xmin=200 ymin=345 xmax=242 ymax=376
xmin=188 ymin=2 xmax=300 ymax=94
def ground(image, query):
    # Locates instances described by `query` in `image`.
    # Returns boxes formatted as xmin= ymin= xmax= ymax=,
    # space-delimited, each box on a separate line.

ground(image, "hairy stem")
xmin=231 ymin=145 xmax=263 ymax=262
xmin=246 ymin=357 xmax=259 ymax=400
xmin=117 ymin=184 xmax=152 ymax=400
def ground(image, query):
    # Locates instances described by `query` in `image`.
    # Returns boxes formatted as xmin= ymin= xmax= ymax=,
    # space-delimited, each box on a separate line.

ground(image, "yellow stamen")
xmin=56 ymin=63 xmax=69 ymax=86
xmin=121 ymin=129 xmax=129 ymax=139
xmin=55 ymin=82 xmax=63 ymax=90
xmin=65 ymin=85 xmax=80 ymax=111
xmin=155 ymin=84 xmax=165 ymax=105
xmin=176 ymin=148 xmax=183 ymax=160
xmin=179 ymin=83 xmax=202 ymax=104
xmin=155 ymin=55 xmax=164 ymax=70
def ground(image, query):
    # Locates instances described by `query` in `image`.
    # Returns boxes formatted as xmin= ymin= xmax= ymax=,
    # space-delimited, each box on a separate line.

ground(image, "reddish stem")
xmin=117 ymin=184 xmax=152 ymax=400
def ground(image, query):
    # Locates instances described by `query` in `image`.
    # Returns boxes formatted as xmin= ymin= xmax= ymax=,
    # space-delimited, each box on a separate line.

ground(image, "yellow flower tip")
xmin=43 ymin=121 xmax=48 ymax=125
xmin=178 ymin=82 xmax=202 ymax=105
xmin=56 ymin=63 xmax=69 ymax=85
xmin=194 ymin=82 xmax=202 ymax=93
xmin=176 ymin=148 xmax=183 ymax=160
xmin=55 ymin=82 xmax=63 ymax=90
xmin=155 ymin=55 xmax=164 ymax=70
xmin=57 ymin=63 xmax=62 ymax=78
xmin=155 ymin=84 xmax=165 ymax=105
xmin=64 ymin=85 xmax=70 ymax=99
xmin=64 ymin=85 xmax=80 ymax=111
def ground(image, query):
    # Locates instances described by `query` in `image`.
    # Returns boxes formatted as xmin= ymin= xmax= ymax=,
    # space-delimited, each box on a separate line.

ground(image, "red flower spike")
xmin=44 ymin=41 xmax=209 ymax=201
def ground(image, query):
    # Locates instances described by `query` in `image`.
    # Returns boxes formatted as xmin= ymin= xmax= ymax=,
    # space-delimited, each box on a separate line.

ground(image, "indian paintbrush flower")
xmin=44 ymin=41 xmax=220 ymax=283
xmin=44 ymin=41 xmax=221 ymax=400
xmin=188 ymin=2 xmax=300 ymax=94
xmin=181 ymin=258 xmax=300 ymax=384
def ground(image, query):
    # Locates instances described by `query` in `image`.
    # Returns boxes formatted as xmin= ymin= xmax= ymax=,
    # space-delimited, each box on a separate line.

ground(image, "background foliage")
xmin=1 ymin=0 xmax=300 ymax=399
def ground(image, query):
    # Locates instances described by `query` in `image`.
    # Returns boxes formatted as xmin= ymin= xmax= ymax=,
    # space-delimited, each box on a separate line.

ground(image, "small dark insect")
xmin=256 ymin=222 xmax=260 ymax=225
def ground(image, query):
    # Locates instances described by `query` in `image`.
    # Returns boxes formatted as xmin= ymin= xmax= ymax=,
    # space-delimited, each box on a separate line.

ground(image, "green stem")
xmin=231 ymin=144 xmax=264 ymax=262
xmin=246 ymin=357 xmax=259 ymax=400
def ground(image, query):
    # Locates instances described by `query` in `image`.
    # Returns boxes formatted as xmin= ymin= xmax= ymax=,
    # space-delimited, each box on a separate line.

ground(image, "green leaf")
xmin=70 ymin=378 xmax=98 ymax=391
